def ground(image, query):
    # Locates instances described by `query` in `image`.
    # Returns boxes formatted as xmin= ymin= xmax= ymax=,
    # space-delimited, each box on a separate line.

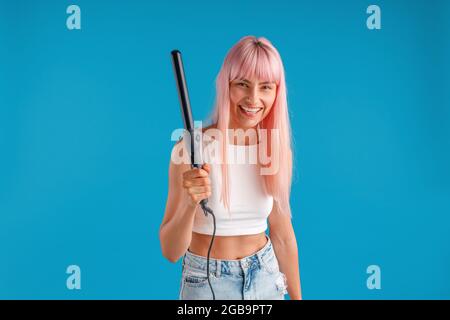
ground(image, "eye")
xmin=237 ymin=82 xmax=248 ymax=88
xmin=261 ymin=85 xmax=273 ymax=90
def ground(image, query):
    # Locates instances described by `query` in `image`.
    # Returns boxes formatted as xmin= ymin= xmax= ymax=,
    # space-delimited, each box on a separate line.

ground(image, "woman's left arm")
xmin=268 ymin=203 xmax=302 ymax=300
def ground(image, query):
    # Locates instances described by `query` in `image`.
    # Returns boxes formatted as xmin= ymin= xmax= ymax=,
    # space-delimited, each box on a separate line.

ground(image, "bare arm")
xmin=159 ymin=141 xmax=211 ymax=263
xmin=268 ymin=202 xmax=302 ymax=300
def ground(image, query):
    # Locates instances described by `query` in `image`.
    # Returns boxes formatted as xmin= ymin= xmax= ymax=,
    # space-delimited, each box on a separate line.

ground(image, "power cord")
xmin=199 ymin=201 xmax=216 ymax=300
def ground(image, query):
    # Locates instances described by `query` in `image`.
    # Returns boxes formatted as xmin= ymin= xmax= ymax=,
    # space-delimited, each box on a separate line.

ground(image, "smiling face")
xmin=228 ymin=78 xmax=277 ymax=131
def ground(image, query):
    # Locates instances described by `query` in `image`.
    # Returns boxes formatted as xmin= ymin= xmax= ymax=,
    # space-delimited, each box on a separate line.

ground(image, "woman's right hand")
xmin=182 ymin=163 xmax=211 ymax=207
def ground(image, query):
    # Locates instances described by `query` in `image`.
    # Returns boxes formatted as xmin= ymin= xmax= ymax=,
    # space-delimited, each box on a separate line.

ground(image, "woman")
xmin=160 ymin=36 xmax=301 ymax=300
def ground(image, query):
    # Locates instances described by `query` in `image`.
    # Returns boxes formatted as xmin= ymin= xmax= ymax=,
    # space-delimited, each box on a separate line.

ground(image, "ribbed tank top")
xmin=192 ymin=139 xmax=274 ymax=236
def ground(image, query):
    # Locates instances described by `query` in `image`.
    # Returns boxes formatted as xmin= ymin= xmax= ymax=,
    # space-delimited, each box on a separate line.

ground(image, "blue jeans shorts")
xmin=179 ymin=234 xmax=288 ymax=300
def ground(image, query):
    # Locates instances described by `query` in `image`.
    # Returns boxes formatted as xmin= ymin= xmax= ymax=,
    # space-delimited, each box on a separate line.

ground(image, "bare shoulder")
xmin=173 ymin=123 xmax=216 ymax=145
xmin=170 ymin=123 xmax=218 ymax=165
xmin=202 ymin=124 xmax=220 ymax=144
xmin=202 ymin=124 xmax=217 ymax=132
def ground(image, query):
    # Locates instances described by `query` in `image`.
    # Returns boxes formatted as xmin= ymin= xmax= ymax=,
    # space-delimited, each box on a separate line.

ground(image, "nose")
xmin=246 ymin=87 xmax=260 ymax=106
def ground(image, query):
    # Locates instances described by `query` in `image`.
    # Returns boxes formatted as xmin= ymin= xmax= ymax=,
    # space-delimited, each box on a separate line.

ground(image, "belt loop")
xmin=182 ymin=253 xmax=186 ymax=269
xmin=216 ymin=259 xmax=221 ymax=277
xmin=256 ymin=250 xmax=264 ymax=268
xmin=265 ymin=234 xmax=271 ymax=248
xmin=257 ymin=234 xmax=269 ymax=267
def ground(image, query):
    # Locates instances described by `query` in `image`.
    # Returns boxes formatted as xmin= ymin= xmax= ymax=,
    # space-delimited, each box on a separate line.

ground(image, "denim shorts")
xmin=179 ymin=235 xmax=288 ymax=300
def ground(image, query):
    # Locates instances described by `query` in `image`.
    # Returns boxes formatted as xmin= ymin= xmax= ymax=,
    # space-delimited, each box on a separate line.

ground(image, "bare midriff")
xmin=188 ymin=231 xmax=268 ymax=260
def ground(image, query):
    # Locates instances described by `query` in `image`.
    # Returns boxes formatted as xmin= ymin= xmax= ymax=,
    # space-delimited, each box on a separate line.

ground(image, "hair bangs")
xmin=230 ymin=46 xmax=281 ymax=85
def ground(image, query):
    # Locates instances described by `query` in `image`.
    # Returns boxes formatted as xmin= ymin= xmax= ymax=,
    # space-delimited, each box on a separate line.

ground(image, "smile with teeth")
xmin=239 ymin=105 xmax=263 ymax=114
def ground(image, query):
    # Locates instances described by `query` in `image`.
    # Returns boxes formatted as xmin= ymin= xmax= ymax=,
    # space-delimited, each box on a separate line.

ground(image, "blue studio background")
xmin=1 ymin=0 xmax=449 ymax=299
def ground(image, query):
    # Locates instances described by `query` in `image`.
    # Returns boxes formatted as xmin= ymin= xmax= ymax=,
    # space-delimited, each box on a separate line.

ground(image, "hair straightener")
xmin=171 ymin=49 xmax=216 ymax=300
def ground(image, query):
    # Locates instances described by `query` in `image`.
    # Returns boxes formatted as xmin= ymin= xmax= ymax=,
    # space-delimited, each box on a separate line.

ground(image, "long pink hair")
xmin=208 ymin=35 xmax=293 ymax=218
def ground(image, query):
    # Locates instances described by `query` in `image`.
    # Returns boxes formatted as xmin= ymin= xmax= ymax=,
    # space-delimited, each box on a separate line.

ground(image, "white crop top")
xmin=190 ymin=139 xmax=274 ymax=236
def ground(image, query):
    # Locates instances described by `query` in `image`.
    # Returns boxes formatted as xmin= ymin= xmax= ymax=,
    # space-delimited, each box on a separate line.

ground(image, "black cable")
xmin=200 ymin=202 xmax=216 ymax=300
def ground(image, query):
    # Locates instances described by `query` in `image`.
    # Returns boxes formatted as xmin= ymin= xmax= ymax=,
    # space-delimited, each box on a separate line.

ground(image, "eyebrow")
xmin=239 ymin=79 xmax=274 ymax=85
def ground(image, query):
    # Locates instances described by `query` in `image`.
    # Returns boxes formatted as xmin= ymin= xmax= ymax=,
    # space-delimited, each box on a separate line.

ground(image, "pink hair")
xmin=208 ymin=35 xmax=293 ymax=218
